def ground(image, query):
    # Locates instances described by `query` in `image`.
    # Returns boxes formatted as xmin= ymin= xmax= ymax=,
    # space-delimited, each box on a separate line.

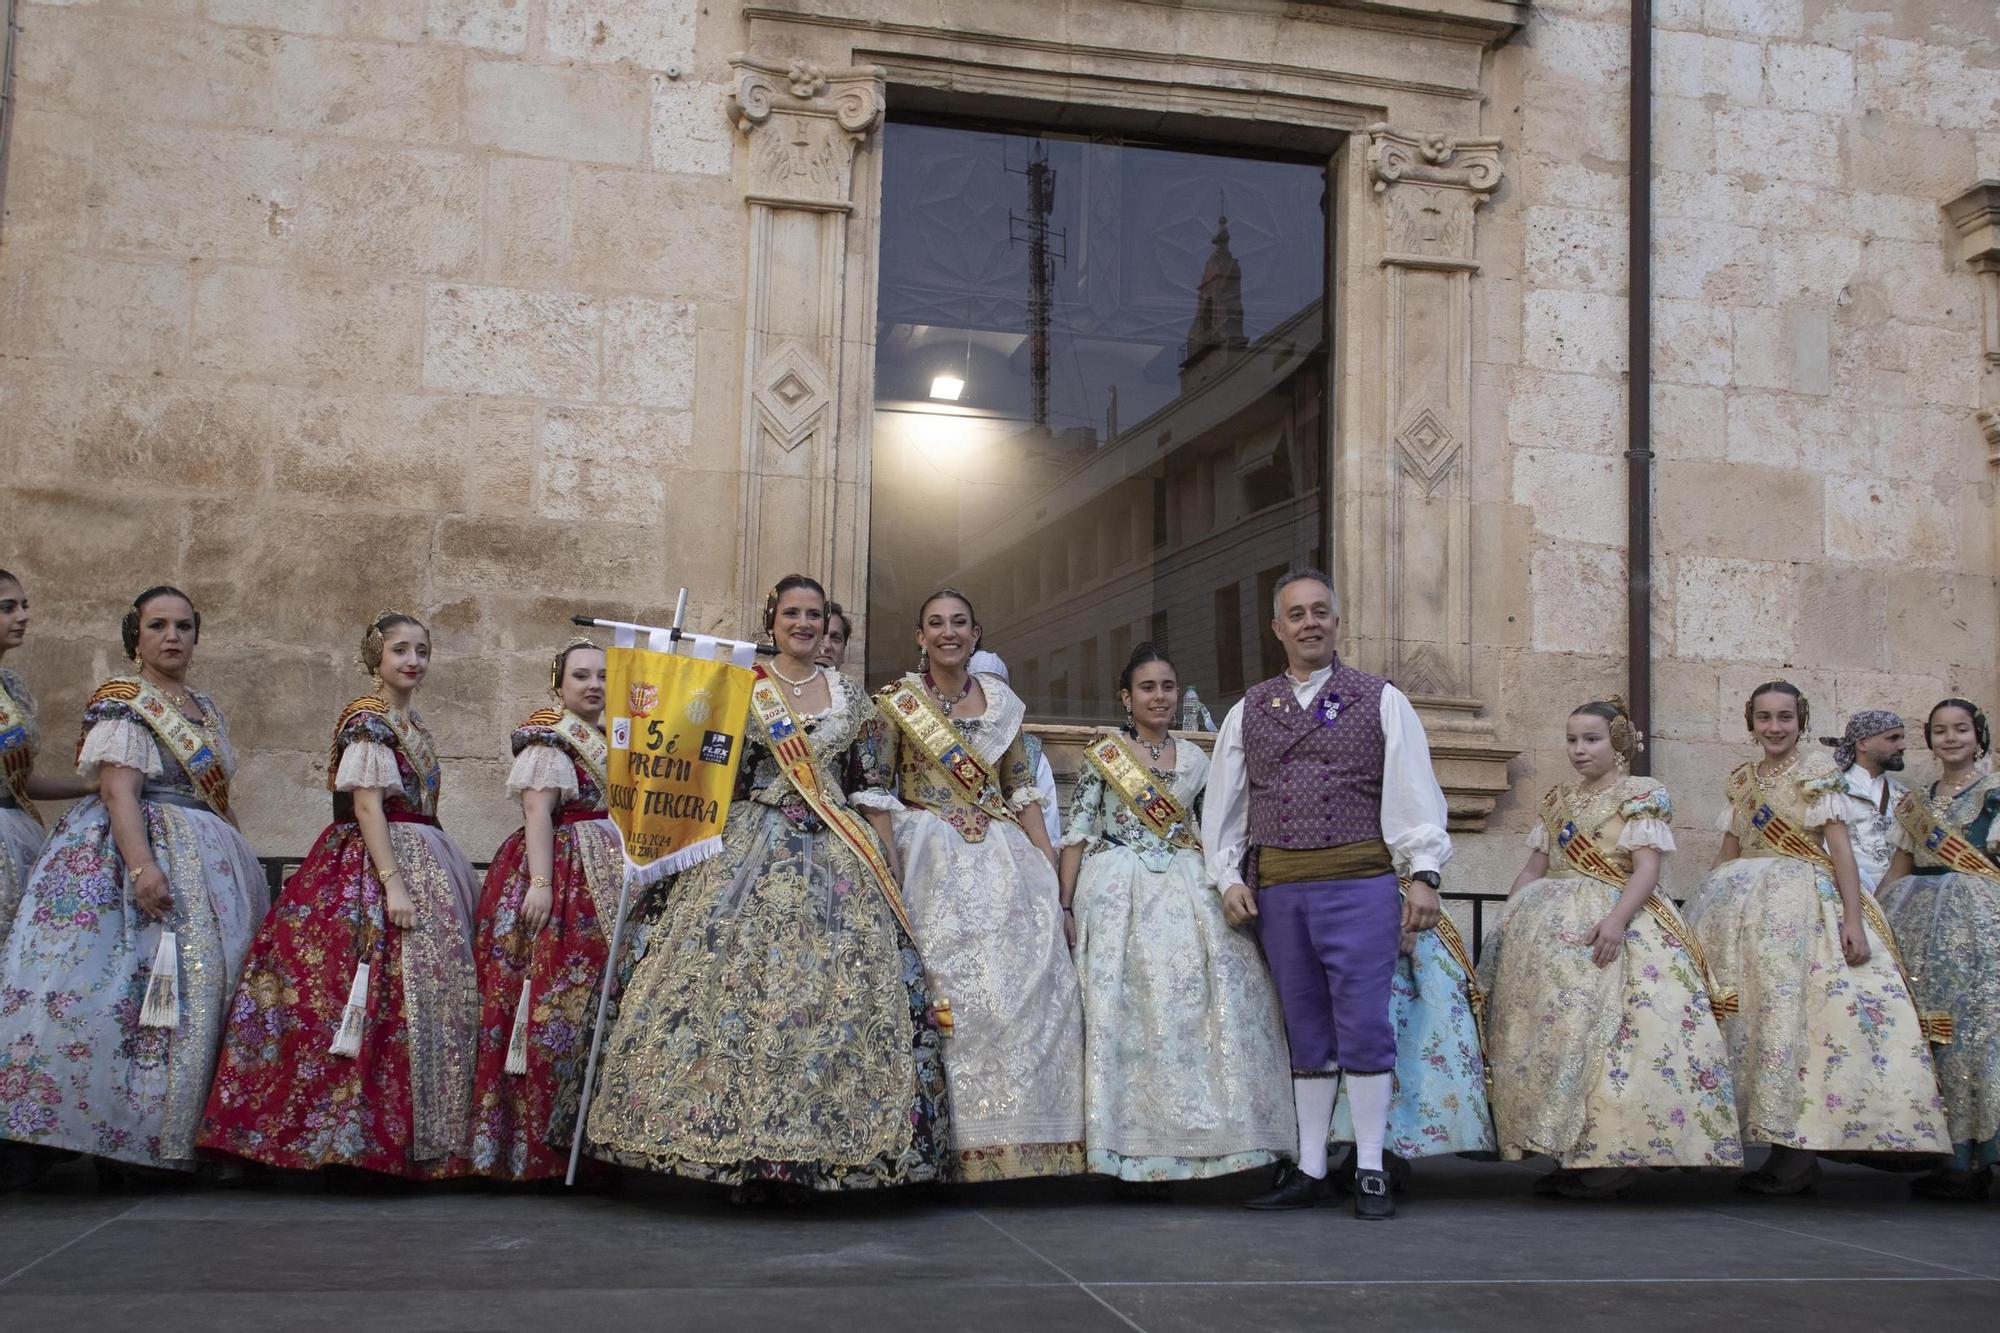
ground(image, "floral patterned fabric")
xmin=585 ymin=673 xmax=951 ymax=1189
xmin=1479 ymin=779 xmax=1742 ymax=1167
xmin=860 ymin=675 xmax=1084 ymax=1180
xmin=199 ymin=703 xmax=481 ymax=1177
xmin=1331 ymin=928 xmax=1495 ymax=1158
xmin=1684 ymin=753 xmax=1948 ymax=1154
xmin=0 ymin=668 xmax=47 ymax=945
xmin=467 ymin=717 xmax=625 ymax=1181
xmin=1879 ymin=774 xmax=2000 ymax=1167
xmin=1065 ymin=735 xmax=1294 ymax=1180
xmin=0 ymin=688 xmax=266 ymax=1170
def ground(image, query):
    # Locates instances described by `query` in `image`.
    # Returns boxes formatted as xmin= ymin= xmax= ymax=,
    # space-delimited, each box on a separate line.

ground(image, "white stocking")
xmin=1293 ymin=1077 xmax=1338 ymax=1179
xmin=1346 ymin=1071 xmax=1392 ymax=1173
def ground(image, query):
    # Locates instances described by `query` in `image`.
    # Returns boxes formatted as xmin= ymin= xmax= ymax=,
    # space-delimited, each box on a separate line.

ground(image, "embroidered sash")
xmin=0 ymin=679 xmax=39 ymax=826
xmin=520 ymin=707 xmax=610 ymax=799
xmin=330 ymin=696 xmax=440 ymax=815
xmin=1736 ymin=794 xmax=1838 ymax=874
xmin=876 ymin=677 xmax=1013 ymax=825
xmin=83 ymin=679 xmax=232 ymax=821
xmin=1893 ymin=790 xmax=2000 ymax=886
xmin=1553 ymin=808 xmax=1737 ymax=1021
xmin=1084 ymin=732 xmax=1200 ymax=853
xmin=752 ymin=674 xmax=913 ymax=938
xmin=1409 ymin=889 xmax=1489 ymax=1084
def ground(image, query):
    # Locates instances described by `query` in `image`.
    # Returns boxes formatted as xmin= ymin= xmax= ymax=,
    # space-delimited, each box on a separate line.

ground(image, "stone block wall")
xmin=1473 ymin=0 xmax=1999 ymax=892
xmin=0 ymin=0 xmax=748 ymax=857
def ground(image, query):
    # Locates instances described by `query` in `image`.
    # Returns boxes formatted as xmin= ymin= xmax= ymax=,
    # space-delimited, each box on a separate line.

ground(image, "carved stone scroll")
xmin=726 ymin=55 xmax=887 ymax=618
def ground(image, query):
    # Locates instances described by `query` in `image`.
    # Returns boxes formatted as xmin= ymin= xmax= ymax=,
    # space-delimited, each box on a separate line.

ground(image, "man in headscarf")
xmin=967 ymin=650 xmax=1062 ymax=848
xmin=1820 ymin=709 xmax=1907 ymax=893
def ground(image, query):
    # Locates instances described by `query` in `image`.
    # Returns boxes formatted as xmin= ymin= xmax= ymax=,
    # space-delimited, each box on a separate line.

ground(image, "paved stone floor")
xmin=0 ymin=1154 xmax=1992 ymax=1331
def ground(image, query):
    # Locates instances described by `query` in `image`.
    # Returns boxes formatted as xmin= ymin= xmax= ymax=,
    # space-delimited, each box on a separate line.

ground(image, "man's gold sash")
xmin=752 ymin=674 xmax=913 ymax=937
xmin=1551 ymin=808 xmax=1738 ymax=1022
xmin=875 ymin=677 xmax=1013 ymax=825
xmin=1733 ymin=782 xmax=1949 ymax=1043
xmin=83 ymin=679 xmax=232 ymax=822
xmin=520 ymin=707 xmax=610 ymax=798
xmin=1893 ymin=790 xmax=2000 ymax=886
xmin=1083 ymin=732 xmax=1200 ymax=853
xmin=0 ymin=679 xmax=40 ymax=826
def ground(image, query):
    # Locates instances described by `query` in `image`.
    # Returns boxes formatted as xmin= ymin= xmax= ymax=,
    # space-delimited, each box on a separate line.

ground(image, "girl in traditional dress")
xmin=586 ymin=576 xmax=949 ymax=1197
xmin=857 ymin=588 xmax=1084 ymax=1181
xmin=467 ymin=639 xmax=624 ymax=1182
xmin=1479 ymin=699 xmax=1741 ymax=1199
xmin=1879 ymin=698 xmax=2000 ymax=1201
xmin=1059 ymin=644 xmax=1293 ymax=1187
xmin=0 ymin=586 xmax=266 ymax=1177
xmin=1328 ymin=909 xmax=1495 ymax=1191
xmin=1685 ymin=681 xmax=1948 ymax=1195
xmin=0 ymin=569 xmax=95 ymax=945
xmin=200 ymin=612 xmax=481 ymax=1179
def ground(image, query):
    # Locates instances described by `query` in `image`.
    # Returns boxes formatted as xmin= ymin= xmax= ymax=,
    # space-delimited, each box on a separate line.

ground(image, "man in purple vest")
xmin=1201 ymin=569 xmax=1450 ymax=1219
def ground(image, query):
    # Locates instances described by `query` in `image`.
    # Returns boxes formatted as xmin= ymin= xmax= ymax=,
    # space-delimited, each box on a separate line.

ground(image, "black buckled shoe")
xmin=1353 ymin=1167 xmax=1396 ymax=1220
xmin=1242 ymin=1162 xmax=1333 ymax=1210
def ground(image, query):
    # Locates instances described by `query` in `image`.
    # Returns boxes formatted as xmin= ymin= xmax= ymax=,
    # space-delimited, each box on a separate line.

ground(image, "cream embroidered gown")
xmin=1685 ymin=753 xmax=1948 ymax=1154
xmin=1063 ymin=733 xmax=1293 ymax=1180
xmin=1479 ymin=778 xmax=1741 ymax=1167
xmin=858 ymin=673 xmax=1085 ymax=1180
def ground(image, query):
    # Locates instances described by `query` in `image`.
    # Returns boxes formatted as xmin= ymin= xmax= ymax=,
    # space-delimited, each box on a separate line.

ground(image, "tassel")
xmin=138 ymin=930 xmax=180 ymax=1029
xmin=329 ymin=961 xmax=370 ymax=1058
xmin=930 ymin=995 xmax=954 ymax=1039
xmin=1921 ymin=1011 xmax=1955 ymax=1046
xmin=504 ymin=980 xmax=533 ymax=1076
xmin=1709 ymin=991 xmax=1741 ymax=1022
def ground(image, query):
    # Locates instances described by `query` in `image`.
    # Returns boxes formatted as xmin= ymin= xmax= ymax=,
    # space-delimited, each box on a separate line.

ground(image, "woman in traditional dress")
xmin=1059 ymin=644 xmax=1293 ymax=1188
xmin=587 ymin=576 xmax=949 ymax=1197
xmin=1685 ymin=680 xmax=1948 ymax=1195
xmin=467 ymin=639 xmax=624 ymax=1182
xmin=1878 ymin=699 xmax=2000 ymax=1201
xmin=1479 ymin=699 xmax=1741 ymax=1199
xmin=0 ymin=586 xmax=266 ymax=1178
xmin=200 ymin=612 xmax=481 ymax=1179
xmin=0 ymin=569 xmax=96 ymax=944
xmin=1328 ymin=910 xmax=1495 ymax=1191
xmin=857 ymin=587 xmax=1084 ymax=1181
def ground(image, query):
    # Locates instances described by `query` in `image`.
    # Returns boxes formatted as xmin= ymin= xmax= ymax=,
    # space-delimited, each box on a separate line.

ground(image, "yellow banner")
xmin=605 ymin=645 xmax=754 ymax=875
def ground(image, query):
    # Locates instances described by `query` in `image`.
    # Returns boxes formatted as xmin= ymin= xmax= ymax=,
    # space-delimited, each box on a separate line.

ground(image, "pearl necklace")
xmin=767 ymin=662 xmax=818 ymax=698
xmin=925 ymin=672 xmax=973 ymax=716
xmin=1751 ymin=750 xmax=1803 ymax=795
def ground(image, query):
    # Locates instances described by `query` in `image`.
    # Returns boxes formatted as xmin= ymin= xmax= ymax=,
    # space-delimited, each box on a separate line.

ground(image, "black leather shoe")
xmin=1242 ymin=1162 xmax=1333 ymax=1210
xmin=1353 ymin=1167 xmax=1396 ymax=1219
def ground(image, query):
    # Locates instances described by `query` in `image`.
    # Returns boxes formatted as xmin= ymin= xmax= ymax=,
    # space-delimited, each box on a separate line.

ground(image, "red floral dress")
xmin=198 ymin=698 xmax=481 ymax=1177
xmin=467 ymin=709 xmax=624 ymax=1181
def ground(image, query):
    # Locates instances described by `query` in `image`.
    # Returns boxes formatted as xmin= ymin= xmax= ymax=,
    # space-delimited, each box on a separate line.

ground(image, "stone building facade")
xmin=1 ymin=0 xmax=1994 ymax=887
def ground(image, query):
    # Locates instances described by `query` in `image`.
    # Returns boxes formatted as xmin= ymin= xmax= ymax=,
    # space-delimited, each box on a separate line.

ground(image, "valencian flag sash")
xmin=82 ymin=678 xmax=233 ymax=821
xmin=1083 ymin=732 xmax=1200 ymax=852
xmin=605 ymin=643 xmax=754 ymax=877
xmin=1549 ymin=805 xmax=1737 ymax=1022
xmin=876 ymin=676 xmax=1013 ymax=824
xmin=748 ymin=673 xmax=914 ymax=937
xmin=0 ymin=679 xmax=38 ymax=826
xmin=1737 ymin=787 xmax=1951 ymax=1044
xmin=1893 ymin=790 xmax=2000 ymax=887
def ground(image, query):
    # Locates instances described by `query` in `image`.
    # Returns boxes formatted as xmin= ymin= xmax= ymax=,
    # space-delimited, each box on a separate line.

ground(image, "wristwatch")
xmin=1409 ymin=870 xmax=1441 ymax=890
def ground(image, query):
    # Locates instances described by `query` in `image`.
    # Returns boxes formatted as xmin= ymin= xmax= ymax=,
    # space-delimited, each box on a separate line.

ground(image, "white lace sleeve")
xmin=850 ymin=789 xmax=906 ymax=813
xmin=334 ymin=740 xmax=402 ymax=793
xmin=1892 ymin=820 xmax=1918 ymax=855
xmin=1712 ymin=805 xmax=1734 ymax=833
xmin=77 ymin=719 xmax=162 ymax=781
xmin=1615 ymin=819 xmax=1677 ymax=853
xmin=507 ymin=745 xmax=579 ymax=798
xmin=1524 ymin=821 xmax=1548 ymax=854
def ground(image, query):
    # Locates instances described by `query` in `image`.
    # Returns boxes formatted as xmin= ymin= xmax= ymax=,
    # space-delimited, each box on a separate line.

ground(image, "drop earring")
xmin=917 ymin=646 xmax=930 ymax=674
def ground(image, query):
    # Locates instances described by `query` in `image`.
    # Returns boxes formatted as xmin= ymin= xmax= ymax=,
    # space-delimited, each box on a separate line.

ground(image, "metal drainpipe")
xmin=1627 ymin=0 xmax=1654 ymax=776
xmin=0 ymin=0 xmax=20 ymax=242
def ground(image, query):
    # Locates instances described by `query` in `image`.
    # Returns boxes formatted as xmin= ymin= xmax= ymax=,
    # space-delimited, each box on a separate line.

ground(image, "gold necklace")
xmin=1930 ymin=771 xmax=1982 ymax=820
xmin=1751 ymin=749 xmax=1802 ymax=794
xmin=141 ymin=670 xmax=202 ymax=720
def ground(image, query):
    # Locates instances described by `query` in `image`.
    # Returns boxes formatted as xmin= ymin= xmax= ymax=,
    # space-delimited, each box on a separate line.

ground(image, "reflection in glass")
xmin=868 ymin=120 xmax=1331 ymax=724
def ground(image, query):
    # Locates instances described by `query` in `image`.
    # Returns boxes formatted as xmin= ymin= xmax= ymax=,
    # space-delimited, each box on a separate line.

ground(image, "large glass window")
xmin=867 ymin=118 xmax=1331 ymax=724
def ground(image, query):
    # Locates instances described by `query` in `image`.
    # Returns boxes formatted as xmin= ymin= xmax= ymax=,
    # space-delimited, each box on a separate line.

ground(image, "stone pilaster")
xmin=1365 ymin=124 xmax=1515 ymax=830
xmin=1944 ymin=181 xmax=2000 ymax=472
xmin=725 ymin=54 xmax=885 ymax=618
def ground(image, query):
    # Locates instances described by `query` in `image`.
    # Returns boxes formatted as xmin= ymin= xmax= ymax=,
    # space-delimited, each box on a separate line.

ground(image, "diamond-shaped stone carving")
xmin=1395 ymin=407 xmax=1459 ymax=494
xmin=752 ymin=341 xmax=829 ymax=452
